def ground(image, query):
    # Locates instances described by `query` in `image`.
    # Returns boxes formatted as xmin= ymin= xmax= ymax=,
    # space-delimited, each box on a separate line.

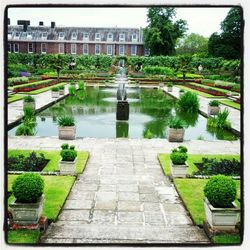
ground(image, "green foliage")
xmin=207 ymin=109 xmax=231 ymax=129
xmin=12 ymin=173 xmax=44 ymax=203
xmin=145 ymin=129 xmax=153 ymax=139
xmin=51 ymin=86 xmax=59 ymax=92
xmin=178 ymin=91 xmax=200 ymax=112
xmin=144 ymin=7 xmax=187 ymax=55
xmin=142 ymin=66 xmax=175 ymax=76
xmin=59 ymin=85 xmax=64 ymax=90
xmin=167 ymin=83 xmax=173 ymax=87
xmin=60 ymin=144 xmax=77 ymax=162
xmin=204 ymin=175 xmax=237 ymax=208
xmin=15 ymin=124 xmax=34 ymax=136
xmin=69 ymin=85 xmax=76 ymax=95
xmin=168 ymin=117 xmax=186 ymax=129
xmin=8 ymin=77 xmax=29 ymax=86
xmin=78 ymin=81 xmax=85 ymax=90
xmin=170 ymin=146 xmax=188 ymax=165
xmin=23 ymin=95 xmax=35 ymax=103
xmin=57 ymin=116 xmax=75 ymax=126
xmin=209 ymin=100 xmax=220 ymax=107
xmin=177 ymin=73 xmax=203 ymax=79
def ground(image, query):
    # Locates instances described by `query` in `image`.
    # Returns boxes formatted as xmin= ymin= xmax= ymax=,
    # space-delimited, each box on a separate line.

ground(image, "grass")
xmin=8 ymin=149 xmax=89 ymax=173
xmin=158 ymin=153 xmax=240 ymax=176
xmin=8 ymin=174 xmax=75 ymax=220
xmin=7 ymin=94 xmax=25 ymax=104
xmin=11 ymin=79 xmax=54 ymax=89
xmin=176 ymin=85 xmax=218 ymax=98
xmin=219 ymin=100 xmax=241 ymax=110
xmin=212 ymin=234 xmax=241 ymax=244
xmin=7 ymin=229 xmax=40 ymax=244
xmin=173 ymin=178 xmax=241 ymax=226
xmin=18 ymin=82 xmax=68 ymax=95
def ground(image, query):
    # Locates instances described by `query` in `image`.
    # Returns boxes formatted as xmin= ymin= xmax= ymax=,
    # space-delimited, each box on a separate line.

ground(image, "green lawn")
xmin=7 ymin=229 xmax=40 ymax=244
xmin=8 ymin=149 xmax=89 ymax=174
xmin=11 ymin=79 xmax=54 ymax=89
xmin=176 ymin=85 xmax=218 ymax=98
xmin=212 ymin=234 xmax=241 ymax=244
xmin=7 ymin=94 xmax=25 ymax=103
xmin=158 ymin=153 xmax=240 ymax=176
xmin=219 ymin=100 xmax=241 ymax=110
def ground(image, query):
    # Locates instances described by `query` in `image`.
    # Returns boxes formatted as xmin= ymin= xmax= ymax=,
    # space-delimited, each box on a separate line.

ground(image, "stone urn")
xmin=58 ymin=126 xmax=76 ymax=140
xmin=208 ymin=105 xmax=220 ymax=116
xmin=51 ymin=91 xmax=60 ymax=98
xmin=167 ymin=86 xmax=173 ymax=92
xmin=23 ymin=101 xmax=36 ymax=110
xmin=204 ymin=198 xmax=240 ymax=230
xmin=9 ymin=195 xmax=44 ymax=225
xmin=170 ymin=161 xmax=188 ymax=178
xmin=159 ymin=83 xmax=164 ymax=88
xmin=167 ymin=128 xmax=185 ymax=142
xmin=59 ymin=158 xmax=77 ymax=175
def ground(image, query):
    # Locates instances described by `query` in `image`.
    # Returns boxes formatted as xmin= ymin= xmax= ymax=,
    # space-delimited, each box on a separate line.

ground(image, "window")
xmin=144 ymin=48 xmax=150 ymax=56
xmin=83 ymin=44 xmax=88 ymax=55
xmin=95 ymin=44 xmax=101 ymax=55
xmin=59 ymin=43 xmax=64 ymax=54
xmin=119 ymin=33 xmax=125 ymax=42
xmin=119 ymin=45 xmax=125 ymax=55
xmin=71 ymin=32 xmax=77 ymax=40
xmin=95 ymin=33 xmax=101 ymax=41
xmin=13 ymin=43 xmax=19 ymax=53
xmin=132 ymin=33 xmax=137 ymax=42
xmin=41 ymin=43 xmax=47 ymax=54
xmin=59 ymin=32 xmax=65 ymax=40
xmin=107 ymin=44 xmax=113 ymax=55
xmin=28 ymin=43 xmax=33 ymax=53
xmin=14 ymin=32 xmax=20 ymax=39
xmin=107 ymin=33 xmax=113 ymax=41
xmin=8 ymin=32 xmax=12 ymax=39
xmin=71 ymin=44 xmax=77 ymax=54
xmin=131 ymin=45 xmax=137 ymax=56
xmin=42 ymin=32 xmax=47 ymax=40
xmin=83 ymin=33 xmax=89 ymax=41
xmin=8 ymin=43 xmax=11 ymax=52
xmin=27 ymin=32 xmax=32 ymax=39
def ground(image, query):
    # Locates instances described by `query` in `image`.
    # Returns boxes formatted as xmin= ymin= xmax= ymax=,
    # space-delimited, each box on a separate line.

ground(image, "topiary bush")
xmin=170 ymin=146 xmax=188 ymax=165
xmin=23 ymin=95 xmax=35 ymax=103
xmin=12 ymin=173 xmax=44 ymax=203
xmin=60 ymin=143 xmax=77 ymax=161
xmin=178 ymin=91 xmax=200 ymax=113
xmin=204 ymin=175 xmax=237 ymax=208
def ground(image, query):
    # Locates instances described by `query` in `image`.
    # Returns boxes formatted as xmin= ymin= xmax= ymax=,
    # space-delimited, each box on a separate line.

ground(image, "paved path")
xmin=8 ymin=137 xmax=240 ymax=244
xmin=163 ymin=86 xmax=241 ymax=134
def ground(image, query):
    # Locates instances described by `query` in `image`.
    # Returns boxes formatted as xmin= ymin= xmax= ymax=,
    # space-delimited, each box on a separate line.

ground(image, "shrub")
xmin=145 ymin=129 xmax=153 ymax=139
xmin=60 ymin=144 xmax=77 ymax=162
xmin=168 ymin=117 xmax=186 ymax=129
xmin=8 ymin=151 xmax=47 ymax=171
xmin=142 ymin=66 xmax=175 ymax=76
xmin=70 ymin=81 xmax=76 ymax=86
xmin=57 ymin=116 xmax=75 ymax=127
xmin=12 ymin=173 xmax=44 ymax=203
xmin=209 ymin=100 xmax=220 ymax=107
xmin=15 ymin=124 xmax=34 ymax=136
xmin=78 ymin=81 xmax=85 ymax=90
xmin=177 ymin=73 xmax=203 ymax=79
xmin=179 ymin=89 xmax=184 ymax=93
xmin=170 ymin=146 xmax=188 ymax=165
xmin=51 ymin=87 xmax=59 ymax=92
xmin=69 ymin=85 xmax=76 ymax=95
xmin=8 ymin=77 xmax=29 ymax=86
xmin=207 ymin=109 xmax=231 ymax=129
xmin=204 ymin=175 xmax=237 ymax=208
xmin=231 ymin=84 xmax=240 ymax=92
xmin=178 ymin=91 xmax=200 ymax=113
xmin=23 ymin=95 xmax=35 ymax=103
xmin=167 ymin=83 xmax=173 ymax=87
xmin=59 ymin=85 xmax=64 ymax=90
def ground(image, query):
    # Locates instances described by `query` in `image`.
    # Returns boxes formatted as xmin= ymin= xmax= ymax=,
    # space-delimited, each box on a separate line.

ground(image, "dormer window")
xmin=71 ymin=32 xmax=77 ymax=40
xmin=59 ymin=32 xmax=65 ymax=40
xmin=107 ymin=33 xmax=113 ymax=41
xmin=83 ymin=33 xmax=89 ymax=41
xmin=27 ymin=32 xmax=32 ymax=39
xmin=8 ymin=32 xmax=12 ymax=39
xmin=95 ymin=33 xmax=101 ymax=41
xmin=42 ymin=32 xmax=47 ymax=40
xmin=14 ymin=32 xmax=20 ymax=39
xmin=132 ymin=33 xmax=137 ymax=42
xmin=119 ymin=33 xmax=125 ymax=42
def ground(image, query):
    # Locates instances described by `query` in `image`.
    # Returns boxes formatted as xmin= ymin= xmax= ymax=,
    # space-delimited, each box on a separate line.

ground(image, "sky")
xmin=8 ymin=7 xmax=230 ymax=38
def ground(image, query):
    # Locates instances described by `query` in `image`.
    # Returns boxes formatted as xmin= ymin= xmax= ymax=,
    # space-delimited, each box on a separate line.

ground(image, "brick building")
xmin=7 ymin=20 xmax=149 ymax=57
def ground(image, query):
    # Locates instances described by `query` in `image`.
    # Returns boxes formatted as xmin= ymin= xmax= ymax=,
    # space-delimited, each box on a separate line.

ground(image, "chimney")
xmin=17 ymin=20 xmax=30 ymax=32
xmin=39 ymin=21 xmax=44 ymax=26
xmin=8 ymin=18 xmax=10 ymax=25
xmin=51 ymin=21 xmax=55 ymax=29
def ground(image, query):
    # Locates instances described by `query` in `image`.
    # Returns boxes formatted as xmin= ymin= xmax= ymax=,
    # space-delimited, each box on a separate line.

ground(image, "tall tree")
xmin=208 ymin=7 xmax=241 ymax=59
xmin=144 ymin=8 xmax=187 ymax=56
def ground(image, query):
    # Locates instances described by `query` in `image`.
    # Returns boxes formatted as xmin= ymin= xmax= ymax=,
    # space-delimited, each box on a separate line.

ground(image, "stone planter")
xmin=170 ymin=161 xmax=188 ymax=178
xmin=51 ymin=91 xmax=60 ymax=98
xmin=23 ymin=101 xmax=35 ymax=110
xmin=159 ymin=83 xmax=164 ymax=88
xmin=167 ymin=128 xmax=185 ymax=142
xmin=204 ymin=198 xmax=240 ymax=230
xmin=179 ymin=92 xmax=184 ymax=97
xmin=59 ymin=158 xmax=77 ymax=175
xmin=208 ymin=105 xmax=220 ymax=116
xmin=167 ymin=87 xmax=173 ymax=92
xmin=58 ymin=126 xmax=76 ymax=140
xmin=59 ymin=89 xmax=65 ymax=95
xmin=9 ymin=195 xmax=44 ymax=225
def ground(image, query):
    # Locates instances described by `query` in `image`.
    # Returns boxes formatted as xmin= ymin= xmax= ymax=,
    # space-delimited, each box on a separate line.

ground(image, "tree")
xmin=144 ymin=8 xmax=187 ymax=56
xmin=176 ymin=33 xmax=208 ymax=55
xmin=208 ymin=7 xmax=241 ymax=59
xmin=48 ymin=54 xmax=66 ymax=82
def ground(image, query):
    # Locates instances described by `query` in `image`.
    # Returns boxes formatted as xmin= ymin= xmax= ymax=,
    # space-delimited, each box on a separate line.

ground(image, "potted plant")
xmin=179 ymin=89 xmax=185 ymax=97
xmin=23 ymin=95 xmax=35 ymax=110
xmin=167 ymin=83 xmax=173 ymax=92
xmin=167 ymin=117 xmax=186 ymax=142
xmin=204 ymin=175 xmax=240 ymax=230
xmin=51 ymin=86 xmax=60 ymax=98
xmin=9 ymin=173 xmax=44 ymax=225
xmin=170 ymin=146 xmax=188 ymax=178
xmin=59 ymin=85 xmax=65 ymax=95
xmin=59 ymin=143 xmax=77 ymax=175
xmin=208 ymin=100 xmax=220 ymax=116
xmin=57 ymin=115 xmax=76 ymax=140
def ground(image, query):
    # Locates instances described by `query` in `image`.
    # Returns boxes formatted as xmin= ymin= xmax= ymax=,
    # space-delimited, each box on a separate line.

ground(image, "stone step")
xmin=41 ymin=223 xmax=209 ymax=244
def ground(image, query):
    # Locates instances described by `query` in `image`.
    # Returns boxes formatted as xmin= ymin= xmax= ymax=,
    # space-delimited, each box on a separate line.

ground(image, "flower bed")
xmin=185 ymin=83 xmax=226 ymax=97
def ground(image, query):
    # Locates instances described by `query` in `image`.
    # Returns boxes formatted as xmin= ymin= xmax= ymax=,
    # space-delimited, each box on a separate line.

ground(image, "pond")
xmin=8 ymin=87 xmax=238 ymax=140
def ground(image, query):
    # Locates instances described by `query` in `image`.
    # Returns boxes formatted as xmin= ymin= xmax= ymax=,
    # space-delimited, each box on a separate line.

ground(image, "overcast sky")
xmin=8 ymin=7 xmax=230 ymax=37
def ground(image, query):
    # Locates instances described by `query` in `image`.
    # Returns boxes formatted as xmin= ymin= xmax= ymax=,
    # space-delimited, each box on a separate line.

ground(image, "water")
xmin=8 ymin=87 xmax=238 ymax=140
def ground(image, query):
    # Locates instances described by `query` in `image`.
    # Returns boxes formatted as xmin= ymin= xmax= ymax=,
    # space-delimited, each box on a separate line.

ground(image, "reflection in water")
xmin=8 ymin=87 xmax=238 ymax=140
